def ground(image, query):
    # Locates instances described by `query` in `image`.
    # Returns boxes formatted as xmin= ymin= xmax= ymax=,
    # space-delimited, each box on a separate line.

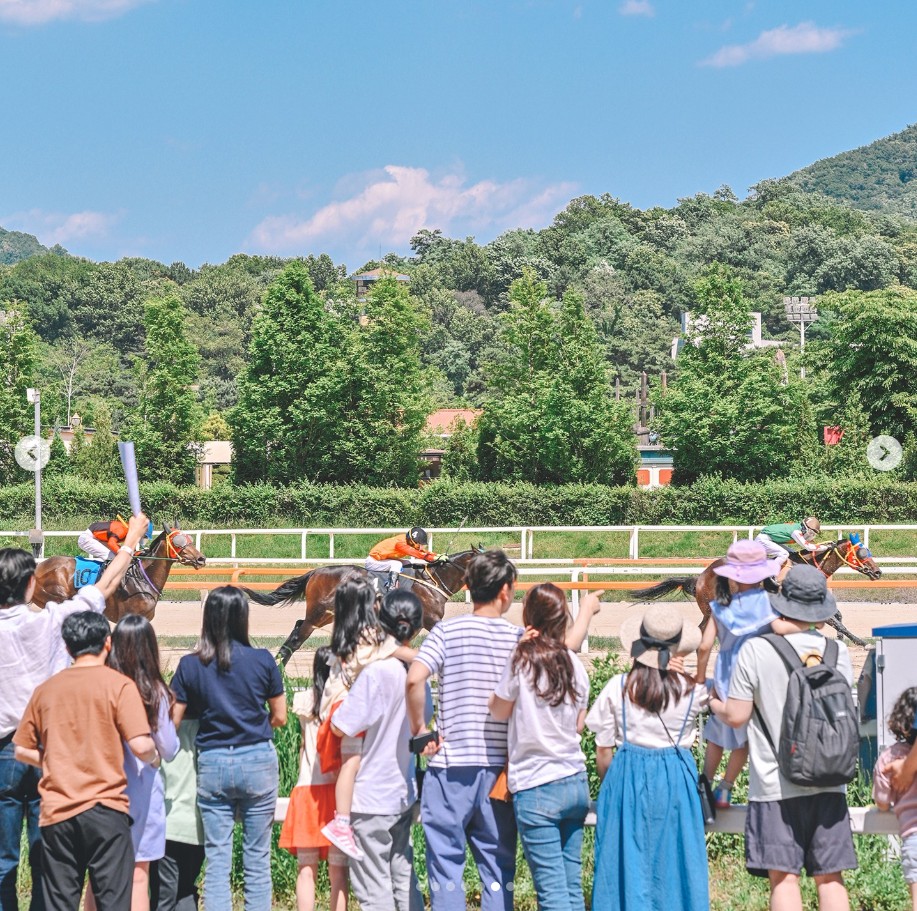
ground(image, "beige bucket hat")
xmin=620 ymin=603 xmax=702 ymax=670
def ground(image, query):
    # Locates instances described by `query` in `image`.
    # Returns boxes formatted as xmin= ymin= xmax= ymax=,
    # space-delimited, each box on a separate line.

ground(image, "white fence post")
xmin=629 ymin=527 xmax=639 ymax=560
xmin=301 ymin=532 xmax=307 ymax=561
xmin=329 ymin=533 xmax=334 ymax=560
xmin=230 ymin=533 xmax=236 ymax=564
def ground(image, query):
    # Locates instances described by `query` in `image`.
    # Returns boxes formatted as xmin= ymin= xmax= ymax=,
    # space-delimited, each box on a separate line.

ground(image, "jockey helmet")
xmin=407 ymin=527 xmax=429 ymax=547
xmin=803 ymin=516 xmax=821 ymax=535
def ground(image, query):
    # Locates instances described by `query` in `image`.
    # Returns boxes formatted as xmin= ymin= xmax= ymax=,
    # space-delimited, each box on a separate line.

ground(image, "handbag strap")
xmin=654 ymin=687 xmax=698 ymax=781
xmin=620 ymin=675 xmax=628 ymax=743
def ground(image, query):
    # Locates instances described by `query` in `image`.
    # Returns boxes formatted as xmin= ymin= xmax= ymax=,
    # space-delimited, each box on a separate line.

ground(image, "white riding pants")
xmin=754 ymin=533 xmax=789 ymax=564
xmin=78 ymin=531 xmax=114 ymax=561
xmin=364 ymin=557 xmax=403 ymax=574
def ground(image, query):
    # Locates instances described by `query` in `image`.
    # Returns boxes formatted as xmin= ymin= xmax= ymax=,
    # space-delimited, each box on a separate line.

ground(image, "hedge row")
xmin=0 ymin=475 xmax=914 ymax=527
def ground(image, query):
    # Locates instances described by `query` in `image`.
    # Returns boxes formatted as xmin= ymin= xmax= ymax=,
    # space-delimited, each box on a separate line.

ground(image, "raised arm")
xmin=565 ymin=591 xmax=603 ymax=651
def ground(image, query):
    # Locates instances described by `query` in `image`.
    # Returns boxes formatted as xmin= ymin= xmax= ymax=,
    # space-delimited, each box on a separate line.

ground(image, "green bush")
xmin=2 ymin=474 xmax=917 ymax=529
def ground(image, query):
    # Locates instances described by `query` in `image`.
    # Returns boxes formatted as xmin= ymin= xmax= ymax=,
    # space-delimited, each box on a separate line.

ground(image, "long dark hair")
xmin=511 ymin=583 xmax=580 ymax=708
xmin=889 ymin=687 xmax=917 ymax=744
xmin=196 ymin=586 xmax=251 ymax=672
xmin=379 ymin=590 xmax=423 ymax=643
xmin=626 ymin=664 xmax=691 ymax=715
xmin=331 ymin=576 xmax=383 ymax=663
xmin=310 ymin=646 xmax=333 ymax=721
xmin=109 ymin=614 xmax=172 ymax=731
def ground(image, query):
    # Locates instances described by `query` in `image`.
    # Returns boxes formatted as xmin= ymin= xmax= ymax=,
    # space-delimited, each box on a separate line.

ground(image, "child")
xmin=587 ymin=603 xmax=710 ymax=911
xmin=279 ymin=648 xmax=349 ymax=911
xmin=109 ymin=616 xmax=180 ymax=911
xmin=488 ymin=583 xmax=591 ymax=911
xmin=696 ymin=540 xmax=780 ymax=808
xmin=874 ymin=687 xmax=917 ymax=911
xmin=318 ymin=576 xmax=415 ymax=860
xmin=332 ymin=591 xmax=429 ymax=910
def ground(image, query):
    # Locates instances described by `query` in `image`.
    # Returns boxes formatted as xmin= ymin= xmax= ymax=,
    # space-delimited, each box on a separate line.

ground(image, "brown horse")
xmin=630 ymin=538 xmax=882 ymax=647
xmin=242 ymin=549 xmax=480 ymax=664
xmin=32 ymin=524 xmax=207 ymax=622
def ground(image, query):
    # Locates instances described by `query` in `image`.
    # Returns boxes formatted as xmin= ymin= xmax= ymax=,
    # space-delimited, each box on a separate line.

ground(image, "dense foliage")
xmin=2 ymin=127 xmax=917 ymax=486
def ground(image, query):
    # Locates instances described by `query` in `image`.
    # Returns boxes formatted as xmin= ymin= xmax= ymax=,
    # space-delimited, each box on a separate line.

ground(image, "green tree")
xmin=43 ymin=432 xmax=71 ymax=478
xmin=0 ymin=302 xmax=38 ymax=484
xmin=201 ymin=410 xmax=231 ymax=441
xmin=339 ymin=277 xmax=432 ymax=485
xmin=477 ymin=271 xmax=637 ymax=484
xmin=124 ymin=293 xmax=202 ymax=484
xmin=656 ymin=266 xmax=815 ymax=482
xmin=820 ymin=285 xmax=917 ymax=440
xmin=75 ymin=402 xmax=121 ymax=483
xmin=230 ymin=262 xmax=349 ymax=484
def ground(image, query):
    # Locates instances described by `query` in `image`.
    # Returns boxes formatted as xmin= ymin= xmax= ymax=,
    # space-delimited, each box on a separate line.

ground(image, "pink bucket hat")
xmin=712 ymin=540 xmax=781 ymax=584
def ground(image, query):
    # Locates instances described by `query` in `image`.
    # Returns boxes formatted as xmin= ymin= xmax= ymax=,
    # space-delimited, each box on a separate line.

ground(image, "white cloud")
xmin=701 ymin=21 xmax=853 ymax=67
xmin=618 ymin=0 xmax=654 ymax=17
xmin=3 ymin=208 xmax=121 ymax=246
xmin=248 ymin=165 xmax=576 ymax=257
xmin=0 ymin=0 xmax=152 ymax=26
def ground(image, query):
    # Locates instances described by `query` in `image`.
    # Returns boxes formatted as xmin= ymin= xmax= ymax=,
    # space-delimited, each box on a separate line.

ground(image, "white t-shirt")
xmin=586 ymin=673 xmax=709 ymax=749
xmin=291 ymin=690 xmax=336 ymax=789
xmin=0 ymin=585 xmax=105 ymax=737
xmin=494 ymin=648 xmax=589 ymax=794
xmin=333 ymin=657 xmax=417 ymax=816
xmin=414 ymin=614 xmax=523 ymax=769
xmin=728 ymin=631 xmax=853 ymax=802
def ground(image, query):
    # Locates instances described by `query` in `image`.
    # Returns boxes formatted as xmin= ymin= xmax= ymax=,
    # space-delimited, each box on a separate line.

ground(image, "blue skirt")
xmin=592 ymin=743 xmax=709 ymax=911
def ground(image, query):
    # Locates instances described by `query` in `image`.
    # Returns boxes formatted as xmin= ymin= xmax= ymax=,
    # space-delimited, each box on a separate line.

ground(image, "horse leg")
xmin=277 ymin=619 xmax=313 ymax=666
xmin=828 ymin=610 xmax=866 ymax=648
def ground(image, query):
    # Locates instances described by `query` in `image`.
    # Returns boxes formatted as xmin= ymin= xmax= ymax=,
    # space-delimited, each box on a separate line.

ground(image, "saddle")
xmin=365 ymin=566 xmax=417 ymax=594
xmin=73 ymin=557 xmax=105 ymax=589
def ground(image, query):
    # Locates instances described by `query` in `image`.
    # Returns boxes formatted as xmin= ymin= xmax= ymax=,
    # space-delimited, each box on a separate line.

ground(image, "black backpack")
xmin=753 ymin=634 xmax=858 ymax=787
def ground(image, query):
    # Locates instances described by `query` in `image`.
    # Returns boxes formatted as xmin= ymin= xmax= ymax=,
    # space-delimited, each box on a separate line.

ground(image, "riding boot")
xmin=387 ymin=571 xmax=399 ymax=592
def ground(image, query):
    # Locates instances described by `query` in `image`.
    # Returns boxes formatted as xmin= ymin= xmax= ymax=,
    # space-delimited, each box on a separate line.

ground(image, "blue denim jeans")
xmin=0 ymin=736 xmax=43 ymax=911
xmin=513 ymin=771 xmax=589 ymax=911
xmin=196 ymin=742 xmax=278 ymax=911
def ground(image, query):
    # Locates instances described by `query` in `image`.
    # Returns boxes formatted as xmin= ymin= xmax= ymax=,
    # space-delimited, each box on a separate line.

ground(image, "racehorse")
xmin=629 ymin=538 xmax=882 ymax=647
xmin=32 ymin=524 xmax=207 ymax=623
xmin=242 ymin=549 xmax=481 ymax=664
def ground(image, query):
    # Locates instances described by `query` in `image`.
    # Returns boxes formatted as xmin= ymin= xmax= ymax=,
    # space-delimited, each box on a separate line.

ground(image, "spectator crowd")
xmin=3 ymin=530 xmax=917 ymax=911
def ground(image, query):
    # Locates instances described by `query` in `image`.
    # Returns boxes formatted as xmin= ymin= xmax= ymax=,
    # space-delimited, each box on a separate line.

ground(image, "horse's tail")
xmin=241 ymin=571 xmax=314 ymax=607
xmin=628 ymin=576 xmax=698 ymax=602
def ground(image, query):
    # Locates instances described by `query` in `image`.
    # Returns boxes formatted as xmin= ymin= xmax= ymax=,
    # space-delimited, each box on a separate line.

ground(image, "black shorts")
xmin=745 ymin=794 xmax=857 ymax=878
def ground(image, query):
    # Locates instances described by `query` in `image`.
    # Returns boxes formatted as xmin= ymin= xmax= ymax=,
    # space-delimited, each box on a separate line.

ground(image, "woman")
xmin=488 ymin=583 xmax=591 ymax=911
xmin=105 ymin=615 xmax=179 ymax=911
xmin=171 ymin=586 xmax=287 ymax=911
xmin=586 ymin=603 xmax=710 ymax=911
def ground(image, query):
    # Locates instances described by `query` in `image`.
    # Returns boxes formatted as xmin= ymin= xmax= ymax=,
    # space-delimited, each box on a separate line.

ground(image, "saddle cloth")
xmin=365 ymin=566 xmax=416 ymax=593
xmin=74 ymin=556 xmax=106 ymax=589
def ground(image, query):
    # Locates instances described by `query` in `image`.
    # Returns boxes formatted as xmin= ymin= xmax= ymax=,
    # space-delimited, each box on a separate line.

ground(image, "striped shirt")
xmin=414 ymin=614 xmax=523 ymax=769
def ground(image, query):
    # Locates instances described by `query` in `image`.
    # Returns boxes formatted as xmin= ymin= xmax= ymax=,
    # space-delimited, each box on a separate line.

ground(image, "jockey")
xmin=755 ymin=517 xmax=825 ymax=581
xmin=77 ymin=518 xmax=132 ymax=562
xmin=365 ymin=527 xmax=445 ymax=590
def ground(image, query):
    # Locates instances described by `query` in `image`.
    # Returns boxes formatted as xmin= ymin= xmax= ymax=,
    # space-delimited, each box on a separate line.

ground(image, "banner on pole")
xmin=118 ymin=441 xmax=142 ymax=516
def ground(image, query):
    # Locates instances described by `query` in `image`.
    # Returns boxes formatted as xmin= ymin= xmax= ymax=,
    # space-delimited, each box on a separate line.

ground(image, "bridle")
xmin=802 ymin=539 xmax=877 ymax=578
xmin=127 ymin=530 xmax=198 ymax=599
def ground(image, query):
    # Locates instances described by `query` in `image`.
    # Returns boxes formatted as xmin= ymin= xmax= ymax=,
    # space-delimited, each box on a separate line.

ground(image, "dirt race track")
xmin=152 ymin=596 xmax=913 ymax=680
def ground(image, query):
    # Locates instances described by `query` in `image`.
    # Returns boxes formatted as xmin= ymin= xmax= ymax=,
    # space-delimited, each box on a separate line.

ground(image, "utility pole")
xmin=26 ymin=388 xmax=43 ymax=559
xmin=783 ymin=296 xmax=818 ymax=379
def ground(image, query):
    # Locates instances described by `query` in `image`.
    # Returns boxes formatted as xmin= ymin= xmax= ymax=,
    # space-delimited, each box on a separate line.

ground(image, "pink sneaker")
xmin=321 ymin=818 xmax=364 ymax=860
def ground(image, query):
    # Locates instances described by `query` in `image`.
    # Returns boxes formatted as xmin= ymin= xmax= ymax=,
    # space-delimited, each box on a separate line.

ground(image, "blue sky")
xmin=1 ymin=0 xmax=914 ymax=270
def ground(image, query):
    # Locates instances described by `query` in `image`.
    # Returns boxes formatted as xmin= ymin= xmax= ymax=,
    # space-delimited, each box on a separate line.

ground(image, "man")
xmin=755 ymin=517 xmax=825 ymax=583
xmin=0 ymin=512 xmax=149 ymax=911
xmin=78 ymin=518 xmax=131 ymax=562
xmin=365 ymin=528 xmax=445 ymax=591
xmin=405 ymin=550 xmax=598 ymax=911
xmin=14 ymin=611 xmax=156 ymax=911
xmin=710 ymin=565 xmax=857 ymax=911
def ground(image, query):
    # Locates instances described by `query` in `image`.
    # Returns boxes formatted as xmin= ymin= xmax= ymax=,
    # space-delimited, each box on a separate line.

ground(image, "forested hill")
xmin=0 ymin=226 xmax=66 ymax=265
xmin=781 ymin=123 xmax=917 ymax=219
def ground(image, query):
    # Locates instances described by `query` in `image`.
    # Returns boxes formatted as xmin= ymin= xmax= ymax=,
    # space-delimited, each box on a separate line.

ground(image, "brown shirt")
xmin=14 ymin=665 xmax=150 ymax=826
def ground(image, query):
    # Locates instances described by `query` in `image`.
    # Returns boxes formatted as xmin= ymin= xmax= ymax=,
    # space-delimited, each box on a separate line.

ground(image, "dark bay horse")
xmin=243 ymin=549 xmax=480 ymax=664
xmin=32 ymin=524 xmax=206 ymax=622
xmin=630 ymin=538 xmax=882 ymax=647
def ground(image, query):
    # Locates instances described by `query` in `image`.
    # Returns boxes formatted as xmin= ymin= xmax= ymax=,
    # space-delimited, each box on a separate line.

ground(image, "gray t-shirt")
xmin=729 ymin=631 xmax=853 ymax=802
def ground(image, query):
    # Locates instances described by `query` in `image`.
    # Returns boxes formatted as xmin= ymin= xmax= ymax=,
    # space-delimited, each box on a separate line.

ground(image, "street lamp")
xmin=783 ymin=296 xmax=818 ymax=378
xmin=26 ymin=388 xmax=43 ymax=559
